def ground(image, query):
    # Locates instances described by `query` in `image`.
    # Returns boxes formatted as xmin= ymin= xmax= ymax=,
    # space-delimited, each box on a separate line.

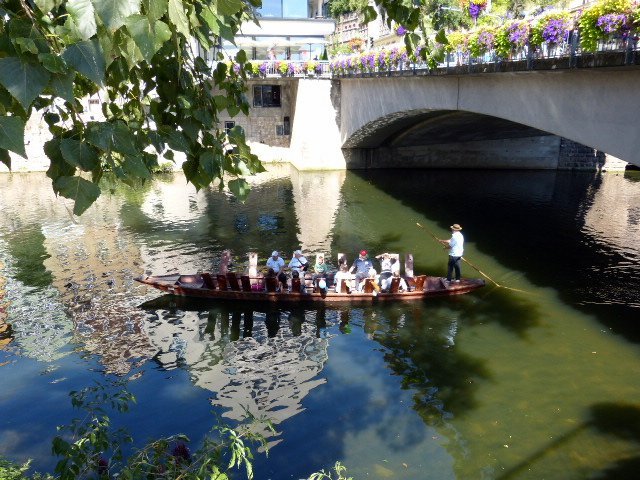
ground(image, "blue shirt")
xmin=351 ymin=257 xmax=372 ymax=274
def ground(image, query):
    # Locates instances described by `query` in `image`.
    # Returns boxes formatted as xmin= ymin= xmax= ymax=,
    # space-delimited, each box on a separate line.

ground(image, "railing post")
xmin=570 ymin=29 xmax=579 ymax=68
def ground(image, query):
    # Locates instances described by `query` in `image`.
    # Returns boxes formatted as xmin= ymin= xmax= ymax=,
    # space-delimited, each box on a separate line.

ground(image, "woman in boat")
xmin=333 ymin=264 xmax=351 ymax=293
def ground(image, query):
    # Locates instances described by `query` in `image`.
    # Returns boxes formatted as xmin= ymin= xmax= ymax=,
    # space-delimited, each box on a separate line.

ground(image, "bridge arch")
xmin=338 ymin=69 xmax=640 ymax=168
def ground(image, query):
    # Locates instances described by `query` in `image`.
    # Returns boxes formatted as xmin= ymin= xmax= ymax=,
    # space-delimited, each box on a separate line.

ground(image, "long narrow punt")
xmin=135 ymin=273 xmax=485 ymax=304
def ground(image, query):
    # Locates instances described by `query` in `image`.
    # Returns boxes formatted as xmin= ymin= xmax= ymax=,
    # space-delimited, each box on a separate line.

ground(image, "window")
xmin=253 ymin=85 xmax=281 ymax=107
xmin=224 ymin=121 xmax=235 ymax=134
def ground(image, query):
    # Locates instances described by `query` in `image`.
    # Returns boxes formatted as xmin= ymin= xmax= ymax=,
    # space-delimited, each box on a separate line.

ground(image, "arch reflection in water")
xmin=139 ymin=296 xmax=337 ymax=445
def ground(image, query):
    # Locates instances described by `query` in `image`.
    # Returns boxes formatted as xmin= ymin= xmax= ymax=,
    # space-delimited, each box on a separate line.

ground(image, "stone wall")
xmin=558 ymin=138 xmax=628 ymax=171
xmin=216 ymin=78 xmax=298 ymax=148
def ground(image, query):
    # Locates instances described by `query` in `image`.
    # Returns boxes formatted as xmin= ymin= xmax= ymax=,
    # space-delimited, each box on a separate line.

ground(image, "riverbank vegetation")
xmin=0 ymin=383 xmax=351 ymax=479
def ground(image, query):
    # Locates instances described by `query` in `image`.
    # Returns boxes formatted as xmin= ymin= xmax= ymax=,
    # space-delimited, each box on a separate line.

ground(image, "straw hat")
xmin=450 ymin=224 xmax=462 ymax=231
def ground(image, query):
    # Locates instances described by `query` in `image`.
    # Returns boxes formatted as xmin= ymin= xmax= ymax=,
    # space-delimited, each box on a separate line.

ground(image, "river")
xmin=1 ymin=167 xmax=639 ymax=479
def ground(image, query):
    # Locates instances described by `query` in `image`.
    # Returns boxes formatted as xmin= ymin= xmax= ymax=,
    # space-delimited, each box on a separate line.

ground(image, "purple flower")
xmin=396 ymin=26 xmax=407 ymax=36
xmin=172 ymin=442 xmax=191 ymax=463
xmin=508 ymin=22 xmax=530 ymax=47
xmin=232 ymin=63 xmax=240 ymax=74
xmin=469 ymin=3 xmax=481 ymax=20
xmin=378 ymin=51 xmax=387 ymax=68
xmin=541 ymin=17 xmax=570 ymax=45
xmin=259 ymin=62 xmax=268 ymax=74
xmin=288 ymin=63 xmax=296 ymax=75
xmin=596 ymin=13 xmax=630 ymax=34
xmin=477 ymin=31 xmax=495 ymax=50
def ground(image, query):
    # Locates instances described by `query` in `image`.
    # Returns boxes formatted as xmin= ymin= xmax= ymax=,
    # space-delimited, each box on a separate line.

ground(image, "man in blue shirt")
xmin=349 ymin=250 xmax=373 ymax=288
xmin=439 ymin=224 xmax=464 ymax=284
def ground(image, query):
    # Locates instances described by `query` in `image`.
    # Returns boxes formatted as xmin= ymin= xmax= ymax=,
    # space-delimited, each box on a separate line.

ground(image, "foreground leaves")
xmin=0 ymin=0 xmax=265 ymax=214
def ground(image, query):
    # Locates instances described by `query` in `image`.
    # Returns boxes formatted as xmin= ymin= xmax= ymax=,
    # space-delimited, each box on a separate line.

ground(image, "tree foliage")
xmin=0 ymin=0 xmax=264 ymax=215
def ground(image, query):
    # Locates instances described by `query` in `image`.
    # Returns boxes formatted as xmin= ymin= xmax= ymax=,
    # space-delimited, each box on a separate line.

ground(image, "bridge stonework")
xmin=332 ymin=68 xmax=640 ymax=171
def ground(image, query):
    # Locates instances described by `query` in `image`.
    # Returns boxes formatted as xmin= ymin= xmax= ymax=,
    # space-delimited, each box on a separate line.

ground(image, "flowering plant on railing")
xmin=468 ymin=27 xmax=495 ymax=57
xmin=530 ymin=11 xmax=572 ymax=48
xmin=495 ymin=20 xmax=530 ymax=58
xmin=579 ymin=0 xmax=634 ymax=50
xmin=461 ymin=0 xmax=488 ymax=21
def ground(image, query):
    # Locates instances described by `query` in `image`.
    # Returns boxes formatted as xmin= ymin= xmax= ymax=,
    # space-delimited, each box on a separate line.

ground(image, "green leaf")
xmin=60 ymin=138 xmax=100 ymax=171
xmin=199 ymin=150 xmax=221 ymax=180
xmin=92 ymin=0 xmax=141 ymax=31
xmin=363 ymin=5 xmax=377 ymax=23
xmin=50 ymin=72 xmax=76 ymax=103
xmin=45 ymin=139 xmax=76 ymax=182
xmin=0 ymin=116 xmax=26 ymax=157
xmin=66 ymin=0 xmax=98 ymax=40
xmin=121 ymin=154 xmax=151 ymax=178
xmin=38 ymin=53 xmax=68 ymax=74
xmin=435 ymin=29 xmax=449 ymax=45
xmin=54 ymin=176 xmax=101 ymax=215
xmin=14 ymin=37 xmax=39 ymax=55
xmin=87 ymin=121 xmax=138 ymax=155
xmin=142 ymin=0 xmax=168 ymax=21
xmin=168 ymin=0 xmax=190 ymax=37
xmin=35 ymin=0 xmax=58 ymax=13
xmin=0 ymin=149 xmax=11 ymax=170
xmin=216 ymin=0 xmax=244 ymax=16
xmin=228 ymin=178 xmax=250 ymax=201
xmin=0 ymin=57 xmax=51 ymax=110
xmin=125 ymin=15 xmax=172 ymax=62
xmin=62 ymin=40 xmax=106 ymax=86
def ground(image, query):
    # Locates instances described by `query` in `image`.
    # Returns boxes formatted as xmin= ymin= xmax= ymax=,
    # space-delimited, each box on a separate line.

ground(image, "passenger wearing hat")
xmin=349 ymin=250 xmax=373 ymax=290
xmin=266 ymin=251 xmax=287 ymax=289
xmin=288 ymin=249 xmax=308 ymax=274
xmin=438 ymin=224 xmax=464 ymax=284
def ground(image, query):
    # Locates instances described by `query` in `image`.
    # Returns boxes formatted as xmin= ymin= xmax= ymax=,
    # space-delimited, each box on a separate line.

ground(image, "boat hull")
xmin=135 ymin=274 xmax=485 ymax=305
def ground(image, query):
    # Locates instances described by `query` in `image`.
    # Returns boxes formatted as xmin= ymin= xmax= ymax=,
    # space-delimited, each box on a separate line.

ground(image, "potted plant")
xmin=530 ymin=11 xmax=572 ymax=56
xmin=579 ymin=0 xmax=634 ymax=51
xmin=495 ymin=20 xmax=530 ymax=59
xmin=468 ymin=27 xmax=495 ymax=58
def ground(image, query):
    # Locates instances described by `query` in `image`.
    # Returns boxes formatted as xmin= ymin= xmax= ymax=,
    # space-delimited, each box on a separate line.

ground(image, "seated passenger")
xmin=375 ymin=252 xmax=394 ymax=283
xmin=288 ymin=249 xmax=308 ymax=275
xmin=360 ymin=267 xmax=381 ymax=294
xmin=333 ymin=264 xmax=351 ymax=293
xmin=266 ymin=250 xmax=288 ymax=290
xmin=381 ymin=270 xmax=408 ymax=293
xmin=349 ymin=250 xmax=373 ymax=287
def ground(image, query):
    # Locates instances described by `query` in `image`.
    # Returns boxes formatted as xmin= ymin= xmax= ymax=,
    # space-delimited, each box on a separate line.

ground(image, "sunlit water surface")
xmin=1 ymin=168 xmax=639 ymax=479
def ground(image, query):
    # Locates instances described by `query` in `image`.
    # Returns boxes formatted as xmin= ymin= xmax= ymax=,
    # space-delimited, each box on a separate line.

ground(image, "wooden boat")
xmin=135 ymin=271 xmax=485 ymax=305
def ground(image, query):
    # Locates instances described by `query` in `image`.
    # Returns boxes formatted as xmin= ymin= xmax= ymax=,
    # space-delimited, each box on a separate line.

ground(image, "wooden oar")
xmin=416 ymin=222 xmax=530 ymax=294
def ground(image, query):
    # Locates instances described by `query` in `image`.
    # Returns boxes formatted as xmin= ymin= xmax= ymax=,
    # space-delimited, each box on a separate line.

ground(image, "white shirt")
xmin=288 ymin=255 xmax=308 ymax=273
xmin=381 ymin=276 xmax=408 ymax=292
xmin=449 ymin=231 xmax=464 ymax=257
xmin=334 ymin=271 xmax=351 ymax=292
xmin=266 ymin=256 xmax=285 ymax=273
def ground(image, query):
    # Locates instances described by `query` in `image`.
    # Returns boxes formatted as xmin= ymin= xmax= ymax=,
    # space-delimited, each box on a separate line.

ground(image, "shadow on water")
xmin=497 ymin=402 xmax=640 ymax=480
xmin=2 ymin=225 xmax=52 ymax=289
xmin=354 ymin=169 xmax=640 ymax=343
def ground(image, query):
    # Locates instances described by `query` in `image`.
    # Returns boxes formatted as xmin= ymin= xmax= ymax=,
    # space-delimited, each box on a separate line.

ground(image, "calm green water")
xmin=1 ymin=168 xmax=639 ymax=479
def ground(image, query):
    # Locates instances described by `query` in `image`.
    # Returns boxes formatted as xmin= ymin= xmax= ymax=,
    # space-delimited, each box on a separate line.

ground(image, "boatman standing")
xmin=439 ymin=224 xmax=464 ymax=284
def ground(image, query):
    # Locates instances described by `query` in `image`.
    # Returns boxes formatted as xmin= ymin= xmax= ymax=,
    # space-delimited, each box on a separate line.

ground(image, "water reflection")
xmin=139 ymin=297 xmax=336 ymax=445
xmin=1 ymin=169 xmax=640 ymax=479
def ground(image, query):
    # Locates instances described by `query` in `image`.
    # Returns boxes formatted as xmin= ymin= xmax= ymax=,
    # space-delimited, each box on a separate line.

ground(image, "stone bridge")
xmin=289 ymin=67 xmax=640 ymax=171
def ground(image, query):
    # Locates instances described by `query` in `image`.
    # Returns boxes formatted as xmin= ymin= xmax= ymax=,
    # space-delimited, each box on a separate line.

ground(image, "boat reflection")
xmin=139 ymin=295 xmax=342 ymax=446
